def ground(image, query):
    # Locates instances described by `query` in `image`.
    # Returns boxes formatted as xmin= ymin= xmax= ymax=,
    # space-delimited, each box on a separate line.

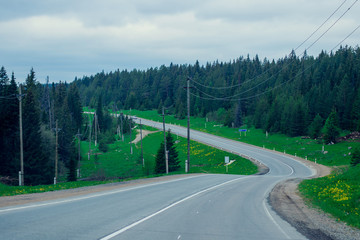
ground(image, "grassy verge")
xmin=299 ymin=165 xmax=360 ymax=228
xmin=122 ymin=109 xmax=360 ymax=167
xmin=0 ymin=180 xmax=119 ymax=196
xmin=80 ymin=130 xmax=257 ymax=179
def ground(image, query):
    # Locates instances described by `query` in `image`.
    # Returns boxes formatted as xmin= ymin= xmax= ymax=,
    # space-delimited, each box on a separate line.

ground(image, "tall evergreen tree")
xmin=154 ymin=142 xmax=166 ymax=174
xmin=96 ymin=95 xmax=104 ymax=132
xmin=323 ymin=110 xmax=340 ymax=144
xmin=0 ymin=68 xmax=19 ymax=178
xmin=351 ymin=88 xmax=360 ymax=131
xmin=68 ymin=84 xmax=83 ymax=131
xmin=23 ymin=69 xmax=52 ymax=185
xmin=308 ymin=114 xmax=323 ymax=139
xmin=166 ymin=130 xmax=180 ymax=172
xmin=234 ymin=100 xmax=243 ymax=128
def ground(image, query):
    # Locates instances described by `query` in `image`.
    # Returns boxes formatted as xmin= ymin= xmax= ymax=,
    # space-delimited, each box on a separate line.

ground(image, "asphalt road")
xmin=0 ymin=118 xmax=314 ymax=240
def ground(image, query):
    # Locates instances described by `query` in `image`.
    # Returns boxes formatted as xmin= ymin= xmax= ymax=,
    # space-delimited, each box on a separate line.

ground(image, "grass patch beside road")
xmin=122 ymin=109 xmax=360 ymax=167
xmin=0 ymin=180 xmax=119 ymax=197
xmin=299 ymin=166 xmax=360 ymax=228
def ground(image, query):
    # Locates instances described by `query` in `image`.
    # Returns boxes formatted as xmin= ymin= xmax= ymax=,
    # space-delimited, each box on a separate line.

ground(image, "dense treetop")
xmin=74 ymin=46 xmax=360 ymax=136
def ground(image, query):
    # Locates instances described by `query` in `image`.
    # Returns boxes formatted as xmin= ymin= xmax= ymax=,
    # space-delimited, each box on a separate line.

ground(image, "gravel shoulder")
xmin=269 ymin=154 xmax=360 ymax=240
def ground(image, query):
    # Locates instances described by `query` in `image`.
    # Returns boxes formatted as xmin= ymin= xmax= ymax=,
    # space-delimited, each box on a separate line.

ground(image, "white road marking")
xmin=0 ymin=175 xmax=203 ymax=213
xmin=100 ymin=176 xmax=251 ymax=240
xmin=262 ymin=198 xmax=291 ymax=239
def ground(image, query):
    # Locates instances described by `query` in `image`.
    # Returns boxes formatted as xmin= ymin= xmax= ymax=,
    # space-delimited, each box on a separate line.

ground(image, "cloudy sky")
xmin=0 ymin=0 xmax=359 ymax=83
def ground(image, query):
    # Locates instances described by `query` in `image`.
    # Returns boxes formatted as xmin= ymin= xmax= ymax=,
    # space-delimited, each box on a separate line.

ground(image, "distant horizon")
xmin=5 ymin=45 xmax=357 ymax=85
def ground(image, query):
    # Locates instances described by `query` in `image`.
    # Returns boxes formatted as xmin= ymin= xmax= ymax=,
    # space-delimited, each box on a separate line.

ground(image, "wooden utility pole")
xmin=55 ymin=120 xmax=59 ymax=184
xmin=88 ymin=115 xmax=92 ymax=160
xmin=94 ymin=112 xmax=97 ymax=146
xmin=120 ymin=112 xmax=124 ymax=141
xmin=76 ymin=129 xmax=82 ymax=178
xmin=186 ymin=77 xmax=191 ymax=173
xmin=130 ymin=118 xmax=133 ymax=154
xmin=162 ymin=107 xmax=168 ymax=174
xmin=18 ymin=84 xmax=24 ymax=186
xmin=140 ymin=119 xmax=144 ymax=167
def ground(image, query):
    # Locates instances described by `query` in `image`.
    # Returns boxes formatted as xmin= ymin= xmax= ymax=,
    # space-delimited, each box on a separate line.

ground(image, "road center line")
xmin=99 ymin=176 xmax=251 ymax=240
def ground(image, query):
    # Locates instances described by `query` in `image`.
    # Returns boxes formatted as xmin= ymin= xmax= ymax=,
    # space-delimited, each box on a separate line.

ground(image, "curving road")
xmin=0 ymin=118 xmax=314 ymax=240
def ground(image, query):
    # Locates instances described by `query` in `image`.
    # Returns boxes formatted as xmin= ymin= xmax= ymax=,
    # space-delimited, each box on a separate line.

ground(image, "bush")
xmin=98 ymin=140 xmax=109 ymax=153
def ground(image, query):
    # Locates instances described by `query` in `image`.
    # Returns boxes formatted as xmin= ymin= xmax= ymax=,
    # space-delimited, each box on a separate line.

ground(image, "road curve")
xmin=0 ymin=118 xmax=314 ymax=240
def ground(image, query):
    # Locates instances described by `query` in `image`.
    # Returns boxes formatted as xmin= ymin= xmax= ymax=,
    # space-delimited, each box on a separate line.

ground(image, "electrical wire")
xmin=189 ymin=23 xmax=360 ymax=102
xmin=294 ymin=0 xmax=348 ymax=52
xmin=190 ymin=0 xmax=357 ymax=91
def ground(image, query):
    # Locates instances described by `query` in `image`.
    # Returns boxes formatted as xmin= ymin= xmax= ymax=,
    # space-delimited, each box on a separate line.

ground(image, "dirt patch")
xmin=269 ymin=156 xmax=360 ymax=240
xmin=131 ymin=129 xmax=158 ymax=144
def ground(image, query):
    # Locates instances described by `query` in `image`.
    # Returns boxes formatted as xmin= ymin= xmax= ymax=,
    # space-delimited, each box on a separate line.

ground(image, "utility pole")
xmin=140 ymin=119 xmax=144 ymax=167
xmin=94 ymin=112 xmax=97 ymax=146
xmin=162 ymin=107 xmax=168 ymax=174
xmin=88 ymin=115 xmax=92 ymax=160
xmin=55 ymin=120 xmax=59 ymax=184
xmin=17 ymin=84 xmax=24 ymax=186
xmin=76 ymin=129 xmax=82 ymax=178
xmin=46 ymin=76 xmax=53 ymax=130
xmin=186 ymin=77 xmax=191 ymax=173
xmin=130 ymin=118 xmax=133 ymax=154
xmin=120 ymin=112 xmax=124 ymax=141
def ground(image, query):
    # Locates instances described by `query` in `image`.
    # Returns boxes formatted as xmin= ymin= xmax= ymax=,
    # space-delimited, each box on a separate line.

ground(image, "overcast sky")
xmin=0 ymin=0 xmax=359 ymax=83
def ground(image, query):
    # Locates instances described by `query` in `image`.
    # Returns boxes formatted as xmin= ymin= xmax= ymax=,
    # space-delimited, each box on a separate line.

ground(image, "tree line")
xmin=0 ymin=67 xmax=83 ymax=185
xmin=73 ymin=46 xmax=360 ymax=141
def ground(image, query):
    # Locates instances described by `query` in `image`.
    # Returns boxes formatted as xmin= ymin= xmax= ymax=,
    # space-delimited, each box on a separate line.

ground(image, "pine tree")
xmin=166 ymin=130 xmax=180 ymax=172
xmin=154 ymin=142 xmax=166 ymax=174
xmin=323 ymin=110 xmax=340 ymax=144
xmin=352 ymin=88 xmax=360 ymax=131
xmin=308 ymin=114 xmax=323 ymax=139
xmin=96 ymin=95 xmax=104 ymax=132
xmin=68 ymin=84 xmax=83 ymax=131
xmin=234 ymin=100 xmax=243 ymax=128
xmin=0 ymin=67 xmax=19 ymax=178
xmin=23 ymin=69 xmax=52 ymax=185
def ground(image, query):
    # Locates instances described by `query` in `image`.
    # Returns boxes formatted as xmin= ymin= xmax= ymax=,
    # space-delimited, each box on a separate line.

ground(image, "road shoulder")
xmin=0 ymin=174 xmax=200 ymax=208
xmin=269 ymin=157 xmax=360 ymax=240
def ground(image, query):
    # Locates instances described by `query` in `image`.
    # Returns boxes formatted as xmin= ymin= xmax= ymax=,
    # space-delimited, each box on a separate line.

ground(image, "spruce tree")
xmin=23 ymin=69 xmax=52 ymax=185
xmin=154 ymin=142 xmax=166 ymax=174
xmin=0 ymin=67 xmax=19 ymax=178
xmin=323 ymin=110 xmax=340 ymax=144
xmin=308 ymin=114 xmax=323 ymax=139
xmin=234 ymin=100 xmax=243 ymax=128
xmin=68 ymin=84 xmax=83 ymax=131
xmin=166 ymin=130 xmax=180 ymax=172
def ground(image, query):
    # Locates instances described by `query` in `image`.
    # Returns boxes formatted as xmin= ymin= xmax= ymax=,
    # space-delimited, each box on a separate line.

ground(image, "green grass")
xmin=80 ymin=130 xmax=257 ymax=179
xmin=0 ymin=180 xmax=120 ymax=196
xmin=121 ymin=109 xmax=360 ymax=167
xmin=299 ymin=165 xmax=360 ymax=228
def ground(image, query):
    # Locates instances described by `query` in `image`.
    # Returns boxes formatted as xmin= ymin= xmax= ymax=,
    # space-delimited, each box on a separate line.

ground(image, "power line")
xmin=189 ymin=23 xmax=360 ymax=102
xmin=294 ymin=0 xmax=348 ymax=52
xmin=191 ymin=0 xmax=357 ymax=91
